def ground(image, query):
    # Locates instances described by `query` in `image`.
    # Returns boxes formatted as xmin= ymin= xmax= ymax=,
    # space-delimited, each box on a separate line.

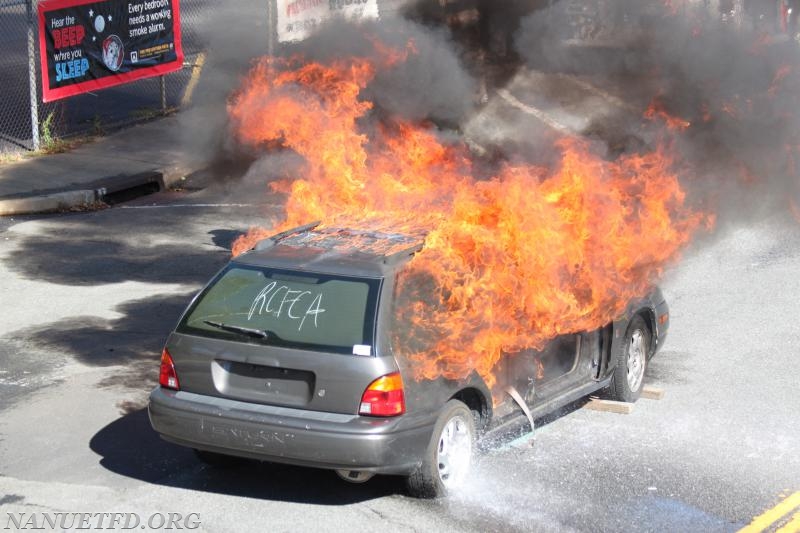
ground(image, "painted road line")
xmin=775 ymin=510 xmax=800 ymax=533
xmin=738 ymin=492 xmax=800 ymax=533
xmin=181 ymin=52 xmax=207 ymax=108
xmin=496 ymin=88 xmax=574 ymax=135
xmin=556 ymin=73 xmax=641 ymax=114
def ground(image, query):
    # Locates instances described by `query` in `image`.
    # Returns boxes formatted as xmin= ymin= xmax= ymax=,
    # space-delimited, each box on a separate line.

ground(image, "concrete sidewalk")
xmin=0 ymin=115 xmax=195 ymax=216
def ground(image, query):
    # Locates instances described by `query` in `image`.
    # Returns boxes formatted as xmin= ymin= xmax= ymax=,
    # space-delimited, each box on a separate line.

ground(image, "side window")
xmin=537 ymin=335 xmax=580 ymax=382
xmin=516 ymin=335 xmax=580 ymax=385
xmin=389 ymin=267 xmax=444 ymax=358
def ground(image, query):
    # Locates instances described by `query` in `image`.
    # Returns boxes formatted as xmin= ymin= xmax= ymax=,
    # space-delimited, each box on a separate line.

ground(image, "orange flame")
xmin=769 ymin=65 xmax=792 ymax=97
xmin=721 ymin=100 xmax=739 ymax=119
xmin=644 ymin=97 xmax=691 ymax=131
xmin=700 ymin=103 xmax=713 ymax=123
xmin=661 ymin=0 xmax=685 ymax=16
xmin=535 ymin=358 xmax=545 ymax=381
xmin=228 ymin=49 xmax=707 ymax=389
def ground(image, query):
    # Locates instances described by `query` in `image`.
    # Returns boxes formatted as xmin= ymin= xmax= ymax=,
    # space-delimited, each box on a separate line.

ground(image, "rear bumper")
xmin=148 ymin=387 xmax=435 ymax=475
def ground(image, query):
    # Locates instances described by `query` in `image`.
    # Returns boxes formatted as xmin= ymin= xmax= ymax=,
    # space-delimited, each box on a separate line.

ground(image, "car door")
xmin=505 ymin=330 xmax=599 ymax=408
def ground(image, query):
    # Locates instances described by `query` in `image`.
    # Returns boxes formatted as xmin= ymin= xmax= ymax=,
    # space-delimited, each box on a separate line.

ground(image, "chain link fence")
xmin=1 ymin=0 xmax=414 ymax=155
xmin=0 ymin=0 xmax=220 ymax=155
xmin=0 ymin=0 xmax=36 ymax=153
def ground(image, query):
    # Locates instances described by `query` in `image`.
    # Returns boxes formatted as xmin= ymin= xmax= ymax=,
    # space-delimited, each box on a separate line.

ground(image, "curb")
xmin=0 ymin=167 xmax=192 ymax=216
xmin=0 ymin=190 xmax=99 ymax=216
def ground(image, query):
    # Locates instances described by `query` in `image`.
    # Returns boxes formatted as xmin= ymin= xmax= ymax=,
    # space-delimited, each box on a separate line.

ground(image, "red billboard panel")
xmin=38 ymin=0 xmax=184 ymax=102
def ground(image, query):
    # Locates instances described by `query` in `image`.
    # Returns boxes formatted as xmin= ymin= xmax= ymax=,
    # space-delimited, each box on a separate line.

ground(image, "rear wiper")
xmin=203 ymin=320 xmax=270 ymax=340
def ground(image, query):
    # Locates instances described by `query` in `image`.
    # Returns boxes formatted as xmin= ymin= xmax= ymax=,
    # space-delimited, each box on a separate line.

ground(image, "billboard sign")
xmin=38 ymin=0 xmax=183 ymax=102
xmin=277 ymin=0 xmax=379 ymax=42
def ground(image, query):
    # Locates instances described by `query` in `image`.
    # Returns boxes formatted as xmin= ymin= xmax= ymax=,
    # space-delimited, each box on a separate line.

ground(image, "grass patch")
xmin=130 ymin=106 xmax=177 ymax=121
xmin=0 ymin=151 xmax=30 ymax=165
xmin=40 ymin=111 xmax=71 ymax=154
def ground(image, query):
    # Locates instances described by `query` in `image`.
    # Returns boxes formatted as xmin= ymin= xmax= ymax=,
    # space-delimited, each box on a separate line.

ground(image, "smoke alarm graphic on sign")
xmin=102 ymin=34 xmax=123 ymax=71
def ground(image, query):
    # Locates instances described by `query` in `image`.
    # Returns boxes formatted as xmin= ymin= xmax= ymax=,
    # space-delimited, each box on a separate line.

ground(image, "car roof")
xmin=234 ymin=222 xmax=424 ymax=277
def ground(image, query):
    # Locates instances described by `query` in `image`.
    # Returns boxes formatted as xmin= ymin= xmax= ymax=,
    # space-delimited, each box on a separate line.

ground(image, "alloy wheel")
xmin=436 ymin=414 xmax=472 ymax=490
xmin=626 ymin=329 xmax=646 ymax=392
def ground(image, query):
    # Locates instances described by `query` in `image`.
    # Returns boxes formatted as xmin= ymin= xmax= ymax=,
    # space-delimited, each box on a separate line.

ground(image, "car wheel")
xmin=608 ymin=315 xmax=651 ymax=403
xmin=406 ymin=399 xmax=475 ymax=498
xmin=193 ymin=449 xmax=245 ymax=468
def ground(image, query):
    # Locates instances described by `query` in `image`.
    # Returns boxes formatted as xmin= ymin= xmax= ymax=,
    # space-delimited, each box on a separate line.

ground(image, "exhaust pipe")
xmin=335 ymin=469 xmax=375 ymax=484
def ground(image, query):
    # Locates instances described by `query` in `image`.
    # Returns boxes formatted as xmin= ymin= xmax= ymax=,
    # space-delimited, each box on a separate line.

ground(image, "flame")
xmin=661 ymin=0 xmax=685 ymax=16
xmin=535 ymin=358 xmax=545 ymax=381
xmin=644 ymin=97 xmax=691 ymax=131
xmin=769 ymin=65 xmax=792 ymax=97
xmin=228 ymin=47 xmax=707 ymax=389
xmin=721 ymin=100 xmax=739 ymax=119
xmin=700 ymin=103 xmax=713 ymax=123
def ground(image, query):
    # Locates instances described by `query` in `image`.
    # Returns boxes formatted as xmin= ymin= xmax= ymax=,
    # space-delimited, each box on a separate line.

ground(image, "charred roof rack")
xmin=253 ymin=222 xmax=425 ymax=264
xmin=382 ymin=242 xmax=424 ymax=265
xmin=318 ymin=227 xmax=424 ymax=265
xmin=254 ymin=221 xmax=321 ymax=251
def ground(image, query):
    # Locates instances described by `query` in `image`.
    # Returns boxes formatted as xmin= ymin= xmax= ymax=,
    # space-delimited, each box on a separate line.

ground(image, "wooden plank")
xmin=584 ymin=398 xmax=634 ymax=414
xmin=641 ymin=385 xmax=665 ymax=400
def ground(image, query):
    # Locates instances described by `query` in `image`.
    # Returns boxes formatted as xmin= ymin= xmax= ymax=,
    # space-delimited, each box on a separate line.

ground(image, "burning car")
xmin=148 ymin=222 xmax=669 ymax=498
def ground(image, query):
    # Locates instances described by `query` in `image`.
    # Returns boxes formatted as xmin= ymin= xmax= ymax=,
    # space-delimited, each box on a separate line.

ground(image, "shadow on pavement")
xmin=11 ymin=292 xmax=196 ymax=389
xmin=90 ymin=409 xmax=405 ymax=505
xmin=207 ymin=229 xmax=245 ymax=251
xmin=3 ymin=210 xmax=230 ymax=287
xmin=90 ymin=409 xmax=196 ymax=484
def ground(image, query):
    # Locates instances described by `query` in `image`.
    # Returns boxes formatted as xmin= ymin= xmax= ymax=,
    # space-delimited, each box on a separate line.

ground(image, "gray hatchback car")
xmin=149 ymin=223 xmax=669 ymax=497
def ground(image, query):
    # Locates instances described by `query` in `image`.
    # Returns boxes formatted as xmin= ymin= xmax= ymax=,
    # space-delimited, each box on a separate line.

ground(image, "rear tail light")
xmin=359 ymin=372 xmax=405 ymax=417
xmin=159 ymin=348 xmax=180 ymax=390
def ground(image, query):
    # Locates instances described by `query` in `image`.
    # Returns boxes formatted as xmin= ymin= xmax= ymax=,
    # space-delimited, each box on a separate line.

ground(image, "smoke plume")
xmin=183 ymin=1 xmax=800 ymax=254
xmin=515 ymin=1 xmax=800 ymax=231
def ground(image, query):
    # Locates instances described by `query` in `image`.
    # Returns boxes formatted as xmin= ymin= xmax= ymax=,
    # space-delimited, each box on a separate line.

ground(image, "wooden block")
xmin=641 ymin=385 xmax=665 ymax=400
xmin=584 ymin=398 xmax=634 ymax=414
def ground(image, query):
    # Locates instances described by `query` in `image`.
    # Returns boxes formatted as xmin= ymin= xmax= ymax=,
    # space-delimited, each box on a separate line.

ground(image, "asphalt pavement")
xmin=1 ymin=163 xmax=798 ymax=533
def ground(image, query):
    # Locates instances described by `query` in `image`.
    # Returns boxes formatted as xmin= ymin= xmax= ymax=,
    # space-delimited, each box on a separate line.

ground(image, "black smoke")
xmin=514 ymin=1 xmax=800 ymax=228
xmin=180 ymin=0 xmax=800 ymax=228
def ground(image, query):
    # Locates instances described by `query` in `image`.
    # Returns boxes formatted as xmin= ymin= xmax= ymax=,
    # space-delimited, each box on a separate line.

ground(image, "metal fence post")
xmin=267 ymin=0 xmax=275 ymax=57
xmin=26 ymin=0 xmax=40 ymax=151
xmin=160 ymin=75 xmax=167 ymax=112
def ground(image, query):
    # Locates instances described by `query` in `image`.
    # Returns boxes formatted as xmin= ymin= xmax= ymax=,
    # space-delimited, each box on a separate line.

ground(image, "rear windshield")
xmin=178 ymin=264 xmax=381 ymax=355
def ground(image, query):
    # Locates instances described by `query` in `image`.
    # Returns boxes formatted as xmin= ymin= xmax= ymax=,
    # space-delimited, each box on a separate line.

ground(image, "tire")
xmin=608 ymin=315 xmax=651 ymax=403
xmin=406 ymin=399 xmax=476 ymax=499
xmin=193 ymin=449 xmax=246 ymax=468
